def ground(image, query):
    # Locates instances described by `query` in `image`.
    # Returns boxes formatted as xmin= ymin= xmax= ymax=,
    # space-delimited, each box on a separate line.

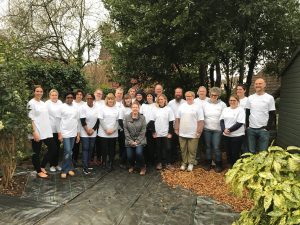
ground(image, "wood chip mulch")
xmin=0 ymin=174 xmax=28 ymax=197
xmin=161 ymin=166 xmax=253 ymax=212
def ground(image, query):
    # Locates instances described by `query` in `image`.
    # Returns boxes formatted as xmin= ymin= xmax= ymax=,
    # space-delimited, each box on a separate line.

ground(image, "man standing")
xmin=168 ymin=87 xmax=186 ymax=163
xmin=246 ymin=78 xmax=276 ymax=153
xmin=115 ymin=87 xmax=124 ymax=109
xmin=154 ymin=84 xmax=163 ymax=99
xmin=128 ymin=87 xmax=136 ymax=103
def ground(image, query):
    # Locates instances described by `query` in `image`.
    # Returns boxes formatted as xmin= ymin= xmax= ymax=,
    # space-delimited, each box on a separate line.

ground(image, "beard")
xmin=175 ymin=95 xmax=182 ymax=102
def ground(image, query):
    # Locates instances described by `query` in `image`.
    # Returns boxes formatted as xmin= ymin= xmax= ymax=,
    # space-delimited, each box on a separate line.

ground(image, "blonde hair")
xmin=115 ymin=87 xmax=124 ymax=93
xmin=185 ymin=91 xmax=195 ymax=98
xmin=155 ymin=94 xmax=168 ymax=107
xmin=49 ymin=89 xmax=59 ymax=96
xmin=105 ymin=93 xmax=116 ymax=106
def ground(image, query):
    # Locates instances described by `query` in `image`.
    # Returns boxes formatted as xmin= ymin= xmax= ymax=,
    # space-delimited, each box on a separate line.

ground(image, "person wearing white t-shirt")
xmin=72 ymin=89 xmax=85 ymax=168
xmin=246 ymin=78 xmax=276 ymax=153
xmin=58 ymin=91 xmax=80 ymax=179
xmin=117 ymin=94 xmax=132 ymax=168
xmin=45 ymin=89 xmax=63 ymax=172
xmin=115 ymin=87 xmax=124 ymax=109
xmin=168 ymin=87 xmax=186 ymax=163
xmin=202 ymin=87 xmax=226 ymax=172
xmin=236 ymin=84 xmax=248 ymax=153
xmin=148 ymin=94 xmax=175 ymax=170
xmin=194 ymin=86 xmax=209 ymax=107
xmin=140 ymin=92 xmax=156 ymax=165
xmin=98 ymin=93 xmax=120 ymax=171
xmin=175 ymin=91 xmax=204 ymax=172
xmin=94 ymin=88 xmax=105 ymax=107
xmin=128 ymin=87 xmax=136 ymax=103
xmin=28 ymin=85 xmax=55 ymax=179
xmin=220 ymin=95 xmax=245 ymax=167
xmin=154 ymin=84 xmax=163 ymax=100
xmin=80 ymin=93 xmax=99 ymax=175
xmin=194 ymin=86 xmax=209 ymax=162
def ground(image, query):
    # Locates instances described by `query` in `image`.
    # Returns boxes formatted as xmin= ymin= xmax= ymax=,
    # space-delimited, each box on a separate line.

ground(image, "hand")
xmin=87 ymin=128 xmax=94 ymax=136
xmin=76 ymin=135 xmax=80 ymax=143
xmin=105 ymin=129 xmax=114 ymax=135
xmin=167 ymin=133 xmax=172 ymax=139
xmin=224 ymin=128 xmax=230 ymax=135
xmin=58 ymin=133 xmax=63 ymax=142
xmin=152 ymin=132 xmax=157 ymax=138
xmin=33 ymin=131 xmax=40 ymax=142
xmin=196 ymin=132 xmax=201 ymax=138
xmin=174 ymin=129 xmax=179 ymax=135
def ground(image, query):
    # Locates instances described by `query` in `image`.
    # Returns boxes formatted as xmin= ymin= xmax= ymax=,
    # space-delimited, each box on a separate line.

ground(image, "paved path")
xmin=0 ymin=167 xmax=238 ymax=225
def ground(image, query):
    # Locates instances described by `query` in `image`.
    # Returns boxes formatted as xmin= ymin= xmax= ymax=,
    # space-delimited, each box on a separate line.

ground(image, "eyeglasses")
xmin=185 ymin=95 xmax=193 ymax=98
xmin=211 ymin=94 xmax=219 ymax=97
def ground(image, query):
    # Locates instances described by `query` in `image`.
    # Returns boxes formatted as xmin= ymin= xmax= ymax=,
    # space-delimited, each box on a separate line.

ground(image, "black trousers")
xmin=72 ymin=140 xmax=80 ymax=162
xmin=118 ymin=130 xmax=126 ymax=164
xmin=95 ymin=136 xmax=102 ymax=161
xmin=51 ymin=133 xmax=60 ymax=167
xmin=155 ymin=137 xmax=171 ymax=165
xmin=223 ymin=135 xmax=244 ymax=165
xmin=31 ymin=137 xmax=54 ymax=173
xmin=145 ymin=130 xmax=155 ymax=165
xmin=100 ymin=137 xmax=117 ymax=164
xmin=171 ymin=133 xmax=180 ymax=163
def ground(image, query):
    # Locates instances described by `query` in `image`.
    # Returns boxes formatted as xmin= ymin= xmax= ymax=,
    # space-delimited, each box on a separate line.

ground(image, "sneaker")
xmin=180 ymin=163 xmax=187 ymax=171
xmin=61 ymin=173 xmax=67 ymax=179
xmin=83 ymin=168 xmax=91 ymax=175
xmin=56 ymin=166 xmax=62 ymax=171
xmin=128 ymin=167 xmax=134 ymax=173
xmin=156 ymin=163 xmax=162 ymax=170
xmin=68 ymin=170 xmax=75 ymax=176
xmin=88 ymin=167 xmax=94 ymax=170
xmin=187 ymin=164 xmax=194 ymax=172
xmin=50 ymin=166 xmax=56 ymax=172
xmin=140 ymin=167 xmax=146 ymax=176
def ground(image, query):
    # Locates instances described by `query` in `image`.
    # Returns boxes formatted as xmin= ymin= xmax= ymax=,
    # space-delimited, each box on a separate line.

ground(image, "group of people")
xmin=28 ymin=78 xmax=275 ymax=179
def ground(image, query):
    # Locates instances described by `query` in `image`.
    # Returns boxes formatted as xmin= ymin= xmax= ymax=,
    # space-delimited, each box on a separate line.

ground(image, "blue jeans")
xmin=62 ymin=137 xmax=75 ymax=173
xmin=81 ymin=137 xmax=96 ymax=170
xmin=247 ymin=128 xmax=270 ymax=153
xmin=203 ymin=129 xmax=222 ymax=161
xmin=126 ymin=145 xmax=145 ymax=168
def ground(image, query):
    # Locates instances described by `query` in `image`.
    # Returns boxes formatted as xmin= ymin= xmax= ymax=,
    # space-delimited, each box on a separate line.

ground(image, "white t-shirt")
xmin=79 ymin=104 xmax=98 ymax=137
xmin=203 ymin=100 xmax=227 ymax=131
xmin=152 ymin=106 xmax=175 ymax=137
xmin=45 ymin=99 xmax=63 ymax=133
xmin=194 ymin=97 xmax=209 ymax=108
xmin=58 ymin=103 xmax=80 ymax=138
xmin=140 ymin=103 xmax=155 ymax=124
xmin=98 ymin=105 xmax=120 ymax=138
xmin=95 ymin=100 xmax=105 ymax=108
xmin=73 ymin=100 xmax=85 ymax=110
xmin=28 ymin=99 xmax=53 ymax=140
xmin=115 ymin=100 xmax=123 ymax=110
xmin=246 ymin=93 xmax=276 ymax=128
xmin=239 ymin=97 xmax=248 ymax=109
xmin=168 ymin=99 xmax=186 ymax=119
xmin=220 ymin=107 xmax=245 ymax=137
xmin=177 ymin=102 xmax=204 ymax=138
xmin=119 ymin=106 xmax=132 ymax=120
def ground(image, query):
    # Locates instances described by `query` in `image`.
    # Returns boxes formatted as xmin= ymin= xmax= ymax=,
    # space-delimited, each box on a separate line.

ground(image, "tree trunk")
xmin=215 ymin=61 xmax=221 ymax=87
xmin=246 ymin=45 xmax=259 ymax=96
xmin=199 ymin=63 xmax=207 ymax=87
xmin=209 ymin=64 xmax=215 ymax=87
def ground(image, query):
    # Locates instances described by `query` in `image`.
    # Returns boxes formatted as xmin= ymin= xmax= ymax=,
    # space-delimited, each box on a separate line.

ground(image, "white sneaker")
xmin=50 ymin=166 xmax=56 ymax=172
xmin=187 ymin=164 xmax=193 ymax=172
xmin=56 ymin=166 xmax=62 ymax=171
xmin=180 ymin=164 xmax=187 ymax=171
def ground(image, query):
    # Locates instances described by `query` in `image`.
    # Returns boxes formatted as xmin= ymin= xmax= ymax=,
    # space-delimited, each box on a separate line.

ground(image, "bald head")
xmin=197 ymin=86 xmax=207 ymax=100
xmin=254 ymin=78 xmax=266 ymax=95
xmin=155 ymin=84 xmax=163 ymax=96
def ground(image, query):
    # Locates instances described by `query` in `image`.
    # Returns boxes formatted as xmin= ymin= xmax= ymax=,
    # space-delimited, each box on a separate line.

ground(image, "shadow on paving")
xmin=0 ymin=167 xmax=239 ymax=225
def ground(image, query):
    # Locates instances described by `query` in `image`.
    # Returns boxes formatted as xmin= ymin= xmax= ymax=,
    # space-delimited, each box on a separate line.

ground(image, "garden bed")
xmin=161 ymin=165 xmax=253 ymax=212
xmin=0 ymin=173 xmax=28 ymax=197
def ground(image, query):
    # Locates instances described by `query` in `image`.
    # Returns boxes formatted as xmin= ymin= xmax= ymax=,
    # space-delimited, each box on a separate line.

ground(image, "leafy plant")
xmin=226 ymin=146 xmax=300 ymax=225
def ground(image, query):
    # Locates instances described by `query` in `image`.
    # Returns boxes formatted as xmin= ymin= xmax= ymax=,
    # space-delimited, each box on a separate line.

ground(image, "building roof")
xmin=280 ymin=46 xmax=300 ymax=76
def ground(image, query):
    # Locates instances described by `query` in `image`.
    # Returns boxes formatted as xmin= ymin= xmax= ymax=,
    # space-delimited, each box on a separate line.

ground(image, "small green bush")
xmin=226 ymin=146 xmax=300 ymax=225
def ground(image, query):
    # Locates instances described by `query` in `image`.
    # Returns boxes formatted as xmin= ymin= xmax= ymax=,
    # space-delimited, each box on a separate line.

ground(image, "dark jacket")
xmin=123 ymin=113 xmax=147 ymax=147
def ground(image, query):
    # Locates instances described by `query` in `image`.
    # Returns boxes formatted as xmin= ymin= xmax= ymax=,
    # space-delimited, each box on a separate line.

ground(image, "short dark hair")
xmin=64 ymin=91 xmax=75 ymax=99
xmin=75 ymin=89 xmax=84 ymax=95
xmin=85 ymin=93 xmax=95 ymax=100
xmin=33 ymin=85 xmax=42 ymax=92
xmin=237 ymin=84 xmax=246 ymax=91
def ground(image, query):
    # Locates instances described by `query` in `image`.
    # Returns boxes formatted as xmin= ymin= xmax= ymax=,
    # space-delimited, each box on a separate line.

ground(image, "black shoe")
xmin=83 ymin=168 xmax=91 ymax=175
xmin=214 ymin=161 xmax=223 ymax=173
xmin=203 ymin=160 xmax=212 ymax=171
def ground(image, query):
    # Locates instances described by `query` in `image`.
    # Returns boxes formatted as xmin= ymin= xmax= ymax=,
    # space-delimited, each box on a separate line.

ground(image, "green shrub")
xmin=226 ymin=146 xmax=300 ymax=225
